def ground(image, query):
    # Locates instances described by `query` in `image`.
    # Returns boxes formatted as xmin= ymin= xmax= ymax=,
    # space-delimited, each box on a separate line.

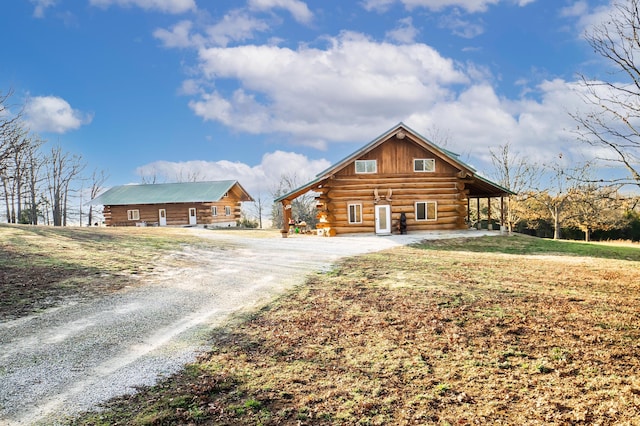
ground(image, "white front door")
xmin=188 ymin=208 xmax=197 ymax=225
xmin=158 ymin=209 xmax=167 ymax=226
xmin=375 ymin=204 xmax=391 ymax=235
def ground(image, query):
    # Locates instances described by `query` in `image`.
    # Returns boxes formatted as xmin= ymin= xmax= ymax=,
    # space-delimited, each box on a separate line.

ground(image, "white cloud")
xmin=409 ymin=78 xmax=596 ymax=167
xmin=204 ymin=10 xmax=270 ymax=47
xmin=30 ymin=0 xmax=56 ymax=18
xmin=439 ymin=11 xmax=485 ymax=38
xmin=135 ymin=150 xmax=331 ymax=199
xmin=560 ymin=1 xmax=588 ymax=18
xmin=24 ymin=96 xmax=93 ymax=134
xmin=153 ymin=20 xmax=197 ymax=48
xmin=248 ymin=0 xmax=313 ymax=24
xmin=189 ymin=31 xmax=468 ymax=145
xmin=154 ymin=11 xmax=270 ymax=49
xmin=386 ymin=17 xmax=419 ymax=43
xmin=571 ymin=1 xmax=614 ymax=36
xmin=362 ymin=0 xmax=502 ymax=13
xmin=89 ymin=0 xmax=196 ymax=14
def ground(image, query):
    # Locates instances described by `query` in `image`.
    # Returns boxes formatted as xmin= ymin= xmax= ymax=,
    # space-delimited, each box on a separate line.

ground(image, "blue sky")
xmin=0 ymin=0 xmax=620 ymax=197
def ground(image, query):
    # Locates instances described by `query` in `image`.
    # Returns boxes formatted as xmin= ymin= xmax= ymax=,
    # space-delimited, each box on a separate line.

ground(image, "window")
xmin=414 ymin=158 xmax=435 ymax=172
xmin=223 ymin=192 xmax=229 ymax=198
xmin=355 ymin=159 xmax=377 ymax=174
xmin=225 ymin=206 xmax=231 ymax=216
xmin=415 ymin=201 xmax=437 ymax=221
xmin=348 ymin=203 xmax=362 ymax=224
xmin=212 ymin=206 xmax=218 ymax=216
xmin=127 ymin=209 xmax=140 ymax=221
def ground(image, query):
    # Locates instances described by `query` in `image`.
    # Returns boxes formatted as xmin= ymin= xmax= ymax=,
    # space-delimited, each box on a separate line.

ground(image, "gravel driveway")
xmin=0 ymin=228 xmax=495 ymax=425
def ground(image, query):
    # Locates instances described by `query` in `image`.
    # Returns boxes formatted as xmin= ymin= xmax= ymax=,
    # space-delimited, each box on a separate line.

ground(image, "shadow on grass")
xmin=412 ymin=234 xmax=640 ymax=261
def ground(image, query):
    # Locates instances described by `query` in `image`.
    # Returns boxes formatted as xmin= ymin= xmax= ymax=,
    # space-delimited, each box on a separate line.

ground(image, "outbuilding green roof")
xmin=90 ymin=180 xmax=249 ymax=205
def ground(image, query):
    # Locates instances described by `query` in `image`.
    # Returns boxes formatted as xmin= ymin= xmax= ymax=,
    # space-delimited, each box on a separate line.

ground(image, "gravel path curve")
xmin=0 ymin=229 xmax=495 ymax=425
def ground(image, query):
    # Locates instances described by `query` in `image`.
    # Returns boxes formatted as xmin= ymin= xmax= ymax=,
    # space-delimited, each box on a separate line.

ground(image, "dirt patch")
xmin=0 ymin=252 xmax=131 ymax=321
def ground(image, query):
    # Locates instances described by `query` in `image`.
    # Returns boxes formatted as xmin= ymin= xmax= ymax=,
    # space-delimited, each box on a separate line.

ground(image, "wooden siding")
xmin=103 ymin=200 xmax=242 ymax=227
xmin=315 ymin=136 xmax=470 ymax=234
xmin=338 ymin=136 xmax=460 ymax=177
xmin=316 ymin=174 xmax=468 ymax=234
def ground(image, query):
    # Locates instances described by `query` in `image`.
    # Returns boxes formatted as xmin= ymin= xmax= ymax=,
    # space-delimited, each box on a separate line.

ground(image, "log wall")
xmin=103 ymin=200 xmax=242 ymax=227
xmin=316 ymin=136 xmax=471 ymax=235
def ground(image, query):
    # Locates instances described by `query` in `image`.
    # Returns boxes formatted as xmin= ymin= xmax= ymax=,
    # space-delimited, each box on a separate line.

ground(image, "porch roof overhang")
xmin=464 ymin=173 xmax=515 ymax=198
xmin=274 ymin=175 xmax=328 ymax=204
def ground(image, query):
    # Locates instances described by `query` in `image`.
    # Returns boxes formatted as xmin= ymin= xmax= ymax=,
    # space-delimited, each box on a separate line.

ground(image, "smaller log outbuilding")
xmin=90 ymin=180 xmax=253 ymax=227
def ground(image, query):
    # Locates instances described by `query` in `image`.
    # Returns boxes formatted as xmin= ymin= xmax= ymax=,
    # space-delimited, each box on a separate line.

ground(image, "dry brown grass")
xmin=74 ymin=235 xmax=640 ymax=426
xmin=0 ymin=224 xmax=221 ymax=320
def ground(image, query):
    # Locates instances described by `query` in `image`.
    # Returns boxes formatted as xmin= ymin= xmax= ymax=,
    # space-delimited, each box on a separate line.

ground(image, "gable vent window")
xmin=414 ymin=158 xmax=435 ymax=172
xmin=355 ymin=160 xmax=377 ymax=174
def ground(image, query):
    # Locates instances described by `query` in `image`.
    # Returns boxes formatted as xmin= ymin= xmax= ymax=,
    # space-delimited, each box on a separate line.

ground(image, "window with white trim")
xmin=415 ymin=201 xmax=437 ymax=221
xmin=212 ymin=206 xmax=218 ymax=216
xmin=355 ymin=159 xmax=377 ymax=174
xmin=127 ymin=209 xmax=140 ymax=221
xmin=348 ymin=203 xmax=362 ymax=224
xmin=414 ymin=158 xmax=435 ymax=172
xmin=225 ymin=206 xmax=231 ymax=216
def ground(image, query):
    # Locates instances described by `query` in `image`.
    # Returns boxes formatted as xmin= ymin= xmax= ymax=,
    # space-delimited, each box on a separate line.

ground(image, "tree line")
xmin=0 ymin=90 xmax=107 ymax=226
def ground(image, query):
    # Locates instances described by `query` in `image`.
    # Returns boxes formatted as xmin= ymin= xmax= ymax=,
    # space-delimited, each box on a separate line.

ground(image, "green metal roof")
xmin=90 ymin=180 xmax=244 ymax=205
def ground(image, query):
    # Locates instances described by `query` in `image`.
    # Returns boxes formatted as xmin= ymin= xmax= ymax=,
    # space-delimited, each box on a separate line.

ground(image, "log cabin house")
xmin=275 ymin=123 xmax=514 ymax=236
xmin=90 ymin=180 xmax=253 ymax=227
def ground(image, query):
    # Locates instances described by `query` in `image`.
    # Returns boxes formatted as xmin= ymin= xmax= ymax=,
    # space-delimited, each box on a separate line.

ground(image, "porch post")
xmin=487 ymin=197 xmax=492 ymax=230
xmin=476 ymin=197 xmax=481 ymax=230
xmin=282 ymin=201 xmax=292 ymax=233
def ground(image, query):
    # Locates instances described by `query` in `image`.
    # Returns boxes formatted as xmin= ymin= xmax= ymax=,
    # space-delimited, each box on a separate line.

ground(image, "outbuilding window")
xmin=225 ymin=206 xmax=231 ymax=216
xmin=415 ymin=201 xmax=437 ymax=221
xmin=355 ymin=160 xmax=377 ymax=174
xmin=212 ymin=206 xmax=218 ymax=216
xmin=348 ymin=203 xmax=363 ymax=224
xmin=127 ymin=209 xmax=140 ymax=221
xmin=414 ymin=158 xmax=435 ymax=172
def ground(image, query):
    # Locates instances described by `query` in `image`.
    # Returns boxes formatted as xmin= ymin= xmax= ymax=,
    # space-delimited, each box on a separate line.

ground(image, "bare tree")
xmin=564 ymin=183 xmax=626 ymax=241
xmin=87 ymin=168 xmax=109 ymax=226
xmin=247 ymin=187 xmax=266 ymax=229
xmin=1 ymin=90 xmax=23 ymax=221
xmin=0 ymin=124 xmax=36 ymax=223
xmin=0 ymin=89 xmax=22 ymax=162
xmin=572 ymin=0 xmax=640 ymax=187
xmin=528 ymin=159 xmax=593 ymax=240
xmin=270 ymin=173 xmax=317 ymax=229
xmin=490 ymin=142 xmax=541 ymax=232
xmin=46 ymin=145 xmax=85 ymax=226
xmin=21 ymin=136 xmax=45 ymax=224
